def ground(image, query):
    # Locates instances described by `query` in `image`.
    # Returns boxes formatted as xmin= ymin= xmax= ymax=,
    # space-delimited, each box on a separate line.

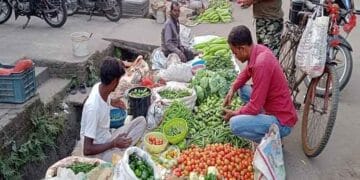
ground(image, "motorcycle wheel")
xmin=304 ymin=44 xmax=353 ymax=95
xmin=0 ymin=0 xmax=12 ymax=24
xmin=104 ymin=0 xmax=122 ymax=22
xmin=65 ymin=0 xmax=78 ymax=16
xmin=43 ymin=0 xmax=67 ymax=28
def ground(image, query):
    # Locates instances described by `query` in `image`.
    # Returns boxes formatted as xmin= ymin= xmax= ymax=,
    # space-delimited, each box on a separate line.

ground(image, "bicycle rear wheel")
xmin=301 ymin=64 xmax=339 ymax=157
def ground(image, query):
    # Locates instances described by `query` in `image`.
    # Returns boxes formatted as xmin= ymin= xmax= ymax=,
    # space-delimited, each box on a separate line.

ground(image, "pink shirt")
xmin=232 ymin=45 xmax=297 ymax=127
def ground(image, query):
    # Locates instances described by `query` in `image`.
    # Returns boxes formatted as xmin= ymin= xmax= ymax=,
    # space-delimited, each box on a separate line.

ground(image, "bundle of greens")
xmin=190 ymin=69 xmax=237 ymax=104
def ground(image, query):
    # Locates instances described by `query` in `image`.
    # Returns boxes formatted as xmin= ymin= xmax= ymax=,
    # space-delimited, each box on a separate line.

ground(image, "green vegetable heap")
xmin=188 ymin=96 xmax=250 ymax=148
xmin=155 ymin=101 xmax=194 ymax=132
xmin=191 ymin=69 xmax=237 ymax=103
xmin=166 ymin=127 xmax=182 ymax=136
xmin=67 ymin=162 xmax=98 ymax=174
xmin=129 ymin=88 xmax=151 ymax=98
xmin=158 ymin=89 xmax=191 ymax=100
xmin=197 ymin=0 xmax=232 ymax=24
xmin=194 ymin=37 xmax=234 ymax=71
xmin=129 ymin=153 xmax=154 ymax=180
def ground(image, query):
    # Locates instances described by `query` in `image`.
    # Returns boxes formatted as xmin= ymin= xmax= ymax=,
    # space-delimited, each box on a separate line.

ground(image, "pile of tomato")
xmin=148 ymin=135 xmax=164 ymax=145
xmin=172 ymin=143 xmax=254 ymax=180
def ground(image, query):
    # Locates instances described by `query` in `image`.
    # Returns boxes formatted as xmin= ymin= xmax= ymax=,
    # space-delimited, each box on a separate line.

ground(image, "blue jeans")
xmin=229 ymin=85 xmax=292 ymax=143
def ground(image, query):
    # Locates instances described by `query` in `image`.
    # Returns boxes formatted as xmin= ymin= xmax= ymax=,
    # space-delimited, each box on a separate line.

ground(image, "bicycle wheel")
xmin=304 ymin=44 xmax=352 ymax=95
xmin=302 ymin=64 xmax=339 ymax=157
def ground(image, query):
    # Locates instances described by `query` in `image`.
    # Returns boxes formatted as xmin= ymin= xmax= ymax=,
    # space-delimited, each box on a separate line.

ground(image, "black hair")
xmin=171 ymin=1 xmax=180 ymax=11
xmin=100 ymin=56 xmax=125 ymax=85
xmin=227 ymin=25 xmax=253 ymax=46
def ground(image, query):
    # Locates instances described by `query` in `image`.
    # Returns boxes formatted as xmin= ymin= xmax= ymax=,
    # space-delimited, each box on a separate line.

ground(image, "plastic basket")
xmin=0 ymin=65 xmax=36 ymax=103
xmin=110 ymin=108 xmax=127 ymax=128
xmin=144 ymin=132 xmax=168 ymax=154
xmin=163 ymin=118 xmax=188 ymax=144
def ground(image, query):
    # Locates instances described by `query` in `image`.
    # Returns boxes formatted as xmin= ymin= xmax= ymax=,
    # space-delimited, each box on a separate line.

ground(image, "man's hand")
xmin=237 ymin=0 xmax=254 ymax=6
xmin=113 ymin=133 xmax=132 ymax=148
xmin=111 ymin=98 xmax=127 ymax=109
xmin=223 ymin=89 xmax=235 ymax=107
xmin=223 ymin=109 xmax=237 ymax=122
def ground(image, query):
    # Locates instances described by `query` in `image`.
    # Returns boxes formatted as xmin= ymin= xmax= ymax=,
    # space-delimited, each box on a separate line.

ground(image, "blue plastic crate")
xmin=0 ymin=65 xmax=36 ymax=103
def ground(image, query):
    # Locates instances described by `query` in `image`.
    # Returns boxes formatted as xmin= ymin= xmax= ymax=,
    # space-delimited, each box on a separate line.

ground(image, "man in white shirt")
xmin=79 ymin=57 xmax=146 ymax=161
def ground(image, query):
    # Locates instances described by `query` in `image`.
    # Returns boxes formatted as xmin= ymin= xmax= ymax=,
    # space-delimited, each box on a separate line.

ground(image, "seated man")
xmin=79 ymin=57 xmax=146 ymax=161
xmin=223 ymin=25 xmax=297 ymax=144
xmin=161 ymin=1 xmax=195 ymax=62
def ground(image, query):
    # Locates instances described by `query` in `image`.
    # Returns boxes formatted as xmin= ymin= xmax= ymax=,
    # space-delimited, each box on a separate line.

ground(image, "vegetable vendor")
xmin=223 ymin=25 xmax=297 ymax=144
xmin=161 ymin=2 xmax=196 ymax=62
xmin=76 ymin=57 xmax=147 ymax=161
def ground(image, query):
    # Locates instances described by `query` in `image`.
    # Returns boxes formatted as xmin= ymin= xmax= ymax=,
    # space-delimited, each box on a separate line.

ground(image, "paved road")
xmin=1 ymin=1 xmax=360 ymax=179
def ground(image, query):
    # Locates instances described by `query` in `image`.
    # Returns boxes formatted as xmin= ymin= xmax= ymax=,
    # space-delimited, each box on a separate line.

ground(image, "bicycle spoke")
xmin=307 ymin=96 xmax=330 ymax=148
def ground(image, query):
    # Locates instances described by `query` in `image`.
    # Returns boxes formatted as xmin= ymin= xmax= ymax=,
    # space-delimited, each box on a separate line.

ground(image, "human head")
xmin=227 ymin=25 xmax=253 ymax=63
xmin=100 ymin=56 xmax=125 ymax=91
xmin=170 ymin=2 xmax=180 ymax=19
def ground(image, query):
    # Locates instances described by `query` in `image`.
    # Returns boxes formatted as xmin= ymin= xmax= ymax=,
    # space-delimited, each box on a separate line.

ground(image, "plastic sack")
xmin=45 ymin=156 xmax=106 ymax=178
xmin=180 ymin=24 xmax=194 ymax=49
xmin=154 ymin=81 xmax=197 ymax=110
xmin=295 ymin=11 xmax=329 ymax=78
xmin=146 ymin=100 xmax=166 ymax=130
xmin=113 ymin=147 xmax=160 ymax=180
xmin=254 ymin=124 xmax=286 ymax=180
xmin=151 ymin=47 xmax=168 ymax=70
xmin=159 ymin=59 xmax=193 ymax=83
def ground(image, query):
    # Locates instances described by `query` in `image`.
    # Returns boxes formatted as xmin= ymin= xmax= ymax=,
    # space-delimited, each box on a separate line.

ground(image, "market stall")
xmin=45 ymin=35 xmax=285 ymax=180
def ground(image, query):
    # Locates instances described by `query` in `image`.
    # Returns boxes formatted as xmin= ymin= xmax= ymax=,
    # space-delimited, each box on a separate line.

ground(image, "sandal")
xmin=79 ymin=83 xmax=87 ymax=94
xmin=68 ymin=76 xmax=79 ymax=95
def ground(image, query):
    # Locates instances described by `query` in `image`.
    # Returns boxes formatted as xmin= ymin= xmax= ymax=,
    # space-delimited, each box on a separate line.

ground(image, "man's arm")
xmin=231 ymin=66 xmax=251 ymax=91
xmin=83 ymin=134 xmax=132 ymax=155
xmin=83 ymin=137 xmax=114 ymax=155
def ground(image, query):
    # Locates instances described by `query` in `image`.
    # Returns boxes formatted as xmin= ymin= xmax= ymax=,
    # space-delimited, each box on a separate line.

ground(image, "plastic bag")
xmin=113 ymin=147 xmax=160 ymax=180
xmin=45 ymin=156 xmax=106 ymax=178
xmin=296 ymin=10 xmax=329 ymax=78
xmin=180 ymin=24 xmax=194 ymax=49
xmin=146 ymin=100 xmax=166 ymax=130
xmin=253 ymin=124 xmax=286 ymax=180
xmin=159 ymin=60 xmax=193 ymax=83
xmin=154 ymin=81 xmax=197 ymax=110
xmin=151 ymin=47 xmax=168 ymax=70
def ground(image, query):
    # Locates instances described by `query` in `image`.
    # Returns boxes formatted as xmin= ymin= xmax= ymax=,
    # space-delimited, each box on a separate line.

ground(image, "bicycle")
xmin=279 ymin=0 xmax=346 ymax=157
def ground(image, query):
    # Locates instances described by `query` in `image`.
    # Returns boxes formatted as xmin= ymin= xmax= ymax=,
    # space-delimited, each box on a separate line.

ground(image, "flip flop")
xmin=79 ymin=83 xmax=87 ymax=94
xmin=69 ymin=84 xmax=77 ymax=95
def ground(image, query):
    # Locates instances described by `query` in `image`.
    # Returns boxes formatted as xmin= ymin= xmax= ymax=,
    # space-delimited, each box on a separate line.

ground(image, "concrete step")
xmin=37 ymin=78 xmax=71 ymax=105
xmin=35 ymin=66 xmax=50 ymax=87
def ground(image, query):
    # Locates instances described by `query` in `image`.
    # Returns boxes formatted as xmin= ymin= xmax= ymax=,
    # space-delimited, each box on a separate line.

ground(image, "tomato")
xmin=248 ymin=165 xmax=253 ymax=171
xmin=234 ymin=172 xmax=240 ymax=178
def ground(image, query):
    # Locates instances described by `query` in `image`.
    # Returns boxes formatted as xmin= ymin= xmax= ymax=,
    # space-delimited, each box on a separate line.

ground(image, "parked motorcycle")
xmin=65 ymin=0 xmax=122 ymax=22
xmin=0 ymin=0 xmax=67 ymax=28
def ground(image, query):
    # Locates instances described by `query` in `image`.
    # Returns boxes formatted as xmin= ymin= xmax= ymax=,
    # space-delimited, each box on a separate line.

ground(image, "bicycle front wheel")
xmin=302 ymin=64 xmax=339 ymax=157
